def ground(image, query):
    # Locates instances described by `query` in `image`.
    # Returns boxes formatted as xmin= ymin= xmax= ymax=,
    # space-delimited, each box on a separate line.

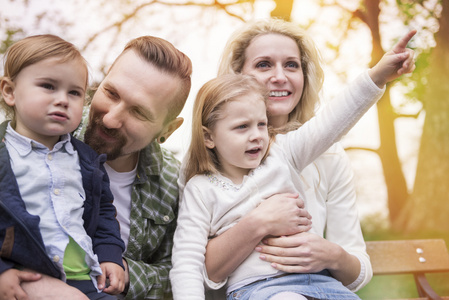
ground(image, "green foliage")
xmin=401 ymin=48 xmax=432 ymax=107
xmin=395 ymin=0 xmax=441 ymax=26
xmin=0 ymin=29 xmax=23 ymax=54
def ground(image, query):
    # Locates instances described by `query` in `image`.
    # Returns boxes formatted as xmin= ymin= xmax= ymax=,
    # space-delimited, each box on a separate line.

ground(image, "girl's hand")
xmin=369 ymin=29 xmax=417 ymax=88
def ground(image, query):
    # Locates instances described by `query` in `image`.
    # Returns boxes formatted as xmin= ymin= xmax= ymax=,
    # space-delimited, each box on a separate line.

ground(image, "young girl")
xmin=170 ymin=68 xmax=387 ymax=299
xmin=0 ymin=34 xmax=124 ymax=299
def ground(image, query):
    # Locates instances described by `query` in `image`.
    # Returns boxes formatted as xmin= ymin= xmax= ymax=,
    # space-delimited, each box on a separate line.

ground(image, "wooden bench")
xmin=366 ymin=239 xmax=449 ymax=300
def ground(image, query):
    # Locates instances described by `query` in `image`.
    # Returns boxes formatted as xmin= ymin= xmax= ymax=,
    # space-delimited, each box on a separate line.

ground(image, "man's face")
xmin=84 ymin=50 xmax=181 ymax=162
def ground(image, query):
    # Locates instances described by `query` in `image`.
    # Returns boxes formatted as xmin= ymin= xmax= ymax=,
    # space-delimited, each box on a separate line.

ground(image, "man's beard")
xmin=84 ymin=116 xmax=127 ymax=161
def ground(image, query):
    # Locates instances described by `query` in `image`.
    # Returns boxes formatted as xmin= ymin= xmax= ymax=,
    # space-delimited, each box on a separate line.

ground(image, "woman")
xmin=203 ymin=18 xmax=415 ymax=299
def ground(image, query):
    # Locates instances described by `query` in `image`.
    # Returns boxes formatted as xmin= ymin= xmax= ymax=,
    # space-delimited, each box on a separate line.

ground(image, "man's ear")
xmin=203 ymin=126 xmax=215 ymax=149
xmin=157 ymin=117 xmax=184 ymax=144
xmin=1 ymin=78 xmax=16 ymax=107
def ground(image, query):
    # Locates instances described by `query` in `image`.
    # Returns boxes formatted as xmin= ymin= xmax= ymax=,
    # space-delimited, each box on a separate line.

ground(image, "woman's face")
xmin=241 ymin=33 xmax=304 ymax=128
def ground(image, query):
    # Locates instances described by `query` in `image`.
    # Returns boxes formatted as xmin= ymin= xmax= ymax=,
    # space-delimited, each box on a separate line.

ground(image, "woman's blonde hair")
xmin=218 ymin=18 xmax=324 ymax=128
xmin=0 ymin=34 xmax=88 ymax=123
xmin=184 ymin=73 xmax=271 ymax=182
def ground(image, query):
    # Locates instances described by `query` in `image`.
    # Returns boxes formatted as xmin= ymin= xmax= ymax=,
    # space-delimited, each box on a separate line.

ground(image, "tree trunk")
xmin=270 ymin=0 xmax=294 ymax=20
xmin=363 ymin=0 xmax=409 ymax=228
xmin=397 ymin=0 xmax=449 ymax=234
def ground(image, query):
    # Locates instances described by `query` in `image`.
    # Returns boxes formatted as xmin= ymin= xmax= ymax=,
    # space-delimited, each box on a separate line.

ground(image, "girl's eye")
xmin=236 ymin=124 xmax=248 ymax=129
xmin=41 ymin=83 xmax=55 ymax=90
xmin=69 ymin=90 xmax=82 ymax=97
xmin=258 ymin=122 xmax=267 ymax=127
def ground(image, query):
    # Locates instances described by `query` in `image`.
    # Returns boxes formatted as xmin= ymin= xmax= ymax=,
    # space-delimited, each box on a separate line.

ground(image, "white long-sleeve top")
xmin=298 ymin=142 xmax=372 ymax=292
xmin=203 ymin=143 xmax=371 ymax=300
xmin=170 ymin=71 xmax=383 ymax=300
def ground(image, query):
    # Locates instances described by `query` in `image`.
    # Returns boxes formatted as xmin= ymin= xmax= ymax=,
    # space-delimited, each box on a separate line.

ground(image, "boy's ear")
xmin=1 ymin=78 xmax=16 ymax=107
xmin=203 ymin=127 xmax=215 ymax=149
xmin=157 ymin=117 xmax=184 ymax=144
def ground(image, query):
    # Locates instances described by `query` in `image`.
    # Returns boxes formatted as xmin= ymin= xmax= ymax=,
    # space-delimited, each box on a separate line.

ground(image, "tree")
xmin=350 ymin=0 xmax=410 ymax=230
xmin=397 ymin=0 xmax=449 ymax=234
xmin=337 ymin=0 xmax=448 ymax=234
xmin=2 ymin=0 xmax=446 ymax=235
xmin=270 ymin=0 xmax=448 ymax=234
xmin=269 ymin=0 xmax=411 ymax=228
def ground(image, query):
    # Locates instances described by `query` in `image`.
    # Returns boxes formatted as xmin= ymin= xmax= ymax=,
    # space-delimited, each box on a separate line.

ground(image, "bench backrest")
xmin=366 ymin=239 xmax=449 ymax=275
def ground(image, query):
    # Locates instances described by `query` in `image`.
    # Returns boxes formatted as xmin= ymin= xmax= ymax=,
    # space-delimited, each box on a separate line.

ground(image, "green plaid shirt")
xmin=75 ymin=110 xmax=179 ymax=299
xmin=123 ymin=141 xmax=179 ymax=299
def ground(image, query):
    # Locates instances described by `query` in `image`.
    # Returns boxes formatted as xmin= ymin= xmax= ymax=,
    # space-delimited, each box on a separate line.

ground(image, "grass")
xmin=356 ymin=273 xmax=449 ymax=299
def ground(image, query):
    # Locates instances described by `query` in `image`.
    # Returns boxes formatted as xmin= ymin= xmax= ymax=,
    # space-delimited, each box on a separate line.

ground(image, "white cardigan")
xmin=170 ymin=71 xmax=383 ymax=300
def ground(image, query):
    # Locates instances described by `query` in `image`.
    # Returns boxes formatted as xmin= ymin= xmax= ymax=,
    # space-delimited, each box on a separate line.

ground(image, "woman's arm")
xmin=257 ymin=145 xmax=371 ymax=290
xmin=205 ymin=193 xmax=311 ymax=283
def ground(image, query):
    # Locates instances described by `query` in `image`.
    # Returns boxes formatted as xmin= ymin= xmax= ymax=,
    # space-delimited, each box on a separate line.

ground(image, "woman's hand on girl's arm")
xmin=205 ymin=193 xmax=312 ymax=283
xmin=256 ymin=232 xmax=361 ymax=286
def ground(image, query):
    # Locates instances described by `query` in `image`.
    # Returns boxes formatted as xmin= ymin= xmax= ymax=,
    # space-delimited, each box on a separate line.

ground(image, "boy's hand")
xmin=97 ymin=262 xmax=125 ymax=295
xmin=369 ymin=29 xmax=417 ymax=88
xmin=0 ymin=269 xmax=41 ymax=300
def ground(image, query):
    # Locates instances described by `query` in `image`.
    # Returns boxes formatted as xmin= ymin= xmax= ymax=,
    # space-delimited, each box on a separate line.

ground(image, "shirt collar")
xmin=135 ymin=140 xmax=163 ymax=184
xmin=5 ymin=122 xmax=76 ymax=156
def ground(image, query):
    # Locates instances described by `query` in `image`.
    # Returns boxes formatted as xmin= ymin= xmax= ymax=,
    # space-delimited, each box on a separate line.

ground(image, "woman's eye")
xmin=286 ymin=61 xmax=300 ymax=69
xmin=255 ymin=61 xmax=270 ymax=69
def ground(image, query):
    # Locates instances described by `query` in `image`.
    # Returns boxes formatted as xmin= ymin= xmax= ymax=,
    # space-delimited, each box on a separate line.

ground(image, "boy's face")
xmin=205 ymin=92 xmax=269 ymax=183
xmin=2 ymin=57 xmax=87 ymax=149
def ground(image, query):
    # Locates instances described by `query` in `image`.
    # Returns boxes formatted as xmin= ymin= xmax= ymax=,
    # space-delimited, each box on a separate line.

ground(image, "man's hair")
xmin=1 ymin=34 xmax=88 ymax=122
xmin=115 ymin=36 xmax=192 ymax=123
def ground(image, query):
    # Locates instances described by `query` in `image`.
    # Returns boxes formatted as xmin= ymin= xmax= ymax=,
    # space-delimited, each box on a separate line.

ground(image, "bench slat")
xmin=366 ymin=239 xmax=449 ymax=275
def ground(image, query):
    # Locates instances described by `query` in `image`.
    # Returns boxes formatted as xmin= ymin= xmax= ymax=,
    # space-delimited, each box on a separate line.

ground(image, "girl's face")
xmin=241 ymin=33 xmax=304 ymax=128
xmin=205 ymin=93 xmax=269 ymax=184
xmin=2 ymin=57 xmax=87 ymax=149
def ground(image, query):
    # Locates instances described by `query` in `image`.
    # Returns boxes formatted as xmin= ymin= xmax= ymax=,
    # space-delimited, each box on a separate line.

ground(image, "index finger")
xmin=393 ymin=29 xmax=417 ymax=53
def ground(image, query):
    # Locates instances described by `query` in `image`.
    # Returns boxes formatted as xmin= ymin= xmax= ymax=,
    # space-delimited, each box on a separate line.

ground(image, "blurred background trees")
xmin=1 ymin=0 xmax=447 ymax=236
xmin=2 ymin=0 xmax=448 ymax=297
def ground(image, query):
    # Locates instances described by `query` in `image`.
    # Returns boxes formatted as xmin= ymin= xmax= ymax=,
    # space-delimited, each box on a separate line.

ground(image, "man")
xmin=81 ymin=35 xmax=192 ymax=299
xmin=1 ymin=35 xmax=192 ymax=300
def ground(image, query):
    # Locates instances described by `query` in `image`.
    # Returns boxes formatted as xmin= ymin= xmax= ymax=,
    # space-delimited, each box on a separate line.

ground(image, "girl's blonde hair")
xmin=0 ymin=34 xmax=88 ymax=123
xmin=218 ymin=18 xmax=324 ymax=128
xmin=184 ymin=74 xmax=270 ymax=182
